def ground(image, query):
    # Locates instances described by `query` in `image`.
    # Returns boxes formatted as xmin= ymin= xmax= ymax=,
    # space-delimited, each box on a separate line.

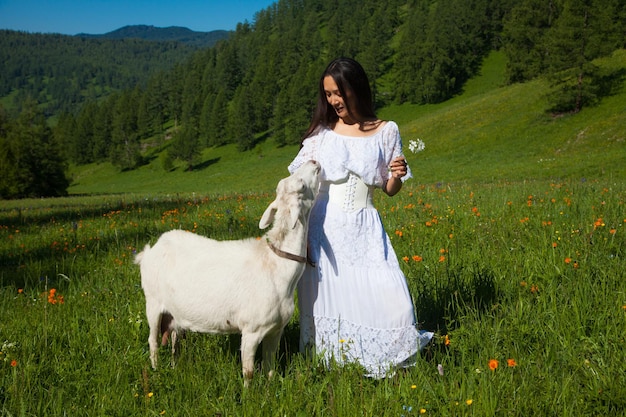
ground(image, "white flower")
xmin=437 ymin=363 xmax=444 ymax=376
xmin=408 ymin=139 xmax=425 ymax=154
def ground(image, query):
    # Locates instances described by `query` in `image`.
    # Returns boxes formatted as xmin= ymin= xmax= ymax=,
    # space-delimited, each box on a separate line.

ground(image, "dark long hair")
xmin=302 ymin=58 xmax=377 ymax=141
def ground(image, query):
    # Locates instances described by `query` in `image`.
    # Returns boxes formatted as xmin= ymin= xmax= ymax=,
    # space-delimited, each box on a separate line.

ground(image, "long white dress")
xmin=288 ymin=121 xmax=433 ymax=378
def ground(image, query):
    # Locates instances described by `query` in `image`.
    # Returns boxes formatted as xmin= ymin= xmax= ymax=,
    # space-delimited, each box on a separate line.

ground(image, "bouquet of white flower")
xmin=408 ymin=139 xmax=425 ymax=154
xmin=389 ymin=139 xmax=425 ymax=173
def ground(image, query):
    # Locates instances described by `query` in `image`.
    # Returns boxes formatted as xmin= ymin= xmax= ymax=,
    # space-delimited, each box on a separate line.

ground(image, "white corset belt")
xmin=323 ymin=173 xmax=375 ymax=212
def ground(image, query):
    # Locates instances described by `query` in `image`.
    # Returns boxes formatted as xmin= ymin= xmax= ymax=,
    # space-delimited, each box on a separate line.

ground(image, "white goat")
xmin=135 ymin=160 xmax=320 ymax=386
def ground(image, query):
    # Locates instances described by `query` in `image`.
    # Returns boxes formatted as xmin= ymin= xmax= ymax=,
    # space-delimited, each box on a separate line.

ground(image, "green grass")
xmin=67 ymin=143 xmax=298 ymax=196
xmin=1 ymin=177 xmax=625 ymax=416
xmin=1 ymin=50 xmax=625 ymax=416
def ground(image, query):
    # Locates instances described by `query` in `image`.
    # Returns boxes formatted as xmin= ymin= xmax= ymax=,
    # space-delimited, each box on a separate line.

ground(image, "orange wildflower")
xmin=488 ymin=359 xmax=499 ymax=371
xmin=507 ymin=358 xmax=517 ymax=367
xmin=444 ymin=335 xmax=450 ymax=346
xmin=412 ymin=255 xmax=423 ymax=262
xmin=564 ymin=257 xmax=572 ymax=264
xmin=438 ymin=255 xmax=446 ymax=263
xmin=10 ymin=360 xmax=17 ymax=367
xmin=47 ymin=288 xmax=65 ymax=305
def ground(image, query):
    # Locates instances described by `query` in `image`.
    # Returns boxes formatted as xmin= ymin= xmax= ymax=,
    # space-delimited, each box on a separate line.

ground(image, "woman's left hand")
xmin=389 ymin=157 xmax=408 ymax=179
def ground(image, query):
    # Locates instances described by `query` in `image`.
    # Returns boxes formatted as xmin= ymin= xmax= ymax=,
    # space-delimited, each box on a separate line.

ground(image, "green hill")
xmin=387 ymin=50 xmax=626 ymax=184
xmin=77 ymin=25 xmax=229 ymax=48
xmin=67 ymin=49 xmax=626 ymax=197
xmin=0 ymin=29 xmax=206 ymax=115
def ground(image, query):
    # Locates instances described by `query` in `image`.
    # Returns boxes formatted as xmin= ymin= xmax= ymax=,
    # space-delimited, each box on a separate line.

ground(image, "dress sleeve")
xmin=288 ymin=134 xmax=320 ymax=175
xmin=382 ymin=121 xmax=412 ymax=182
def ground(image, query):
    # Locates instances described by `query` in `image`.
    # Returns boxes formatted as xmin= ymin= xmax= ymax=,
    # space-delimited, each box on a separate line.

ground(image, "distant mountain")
xmin=77 ymin=25 xmax=230 ymax=48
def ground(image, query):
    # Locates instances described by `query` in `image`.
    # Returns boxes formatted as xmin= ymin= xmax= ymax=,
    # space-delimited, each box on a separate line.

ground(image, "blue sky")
xmin=0 ymin=0 xmax=277 ymax=35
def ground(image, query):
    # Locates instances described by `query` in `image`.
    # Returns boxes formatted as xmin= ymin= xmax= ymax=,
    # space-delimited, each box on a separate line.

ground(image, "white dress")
xmin=288 ymin=121 xmax=433 ymax=378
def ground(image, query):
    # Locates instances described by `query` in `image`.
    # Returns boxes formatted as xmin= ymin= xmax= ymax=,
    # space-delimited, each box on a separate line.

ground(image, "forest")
xmin=1 ymin=0 xmax=625 ymax=199
xmin=0 ymin=31 xmax=216 ymax=116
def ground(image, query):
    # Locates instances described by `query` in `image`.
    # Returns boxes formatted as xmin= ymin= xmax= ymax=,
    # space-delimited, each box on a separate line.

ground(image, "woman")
xmin=288 ymin=58 xmax=432 ymax=378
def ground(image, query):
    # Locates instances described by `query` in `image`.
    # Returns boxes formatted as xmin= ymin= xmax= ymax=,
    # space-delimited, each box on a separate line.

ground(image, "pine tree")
xmin=53 ymin=111 xmax=77 ymax=162
xmin=545 ymin=0 xmax=620 ymax=112
xmin=110 ymin=91 xmax=142 ymax=170
xmin=227 ymin=85 xmax=256 ymax=151
xmin=502 ymin=0 xmax=556 ymax=83
xmin=0 ymin=101 xmax=69 ymax=198
xmin=73 ymin=101 xmax=98 ymax=164
xmin=394 ymin=0 xmax=431 ymax=103
xmin=143 ymin=72 xmax=169 ymax=139
xmin=169 ymin=124 xmax=200 ymax=171
xmin=208 ymin=90 xmax=229 ymax=146
xmin=92 ymin=99 xmax=114 ymax=161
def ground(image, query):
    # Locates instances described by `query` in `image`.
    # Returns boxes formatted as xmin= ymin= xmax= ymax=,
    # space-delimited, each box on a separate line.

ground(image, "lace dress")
xmin=288 ymin=121 xmax=433 ymax=378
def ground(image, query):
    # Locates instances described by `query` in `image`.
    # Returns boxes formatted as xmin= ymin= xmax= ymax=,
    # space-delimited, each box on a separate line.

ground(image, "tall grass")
xmin=1 ymin=177 xmax=624 ymax=416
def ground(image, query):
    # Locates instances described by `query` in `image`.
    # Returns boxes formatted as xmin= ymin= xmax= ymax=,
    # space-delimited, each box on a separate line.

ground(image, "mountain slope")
xmin=385 ymin=50 xmax=626 ymax=184
xmin=66 ymin=50 xmax=626 ymax=196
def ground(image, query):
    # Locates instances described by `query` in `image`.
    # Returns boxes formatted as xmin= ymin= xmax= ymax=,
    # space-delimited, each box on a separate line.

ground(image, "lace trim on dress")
xmin=287 ymin=122 xmax=412 ymax=185
xmin=300 ymin=315 xmax=432 ymax=378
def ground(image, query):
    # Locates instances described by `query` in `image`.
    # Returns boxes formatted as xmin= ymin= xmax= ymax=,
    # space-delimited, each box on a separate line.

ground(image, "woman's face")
xmin=323 ymin=75 xmax=355 ymax=122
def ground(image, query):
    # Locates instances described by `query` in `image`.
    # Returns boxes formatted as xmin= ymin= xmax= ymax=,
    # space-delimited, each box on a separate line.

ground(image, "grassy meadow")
xmin=1 ymin=50 xmax=625 ymax=416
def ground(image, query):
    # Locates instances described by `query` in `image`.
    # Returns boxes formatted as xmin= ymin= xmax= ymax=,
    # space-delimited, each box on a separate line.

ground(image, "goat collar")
xmin=266 ymin=238 xmax=314 ymax=266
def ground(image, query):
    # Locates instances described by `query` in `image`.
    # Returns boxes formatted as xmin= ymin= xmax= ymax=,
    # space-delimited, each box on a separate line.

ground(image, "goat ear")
xmin=290 ymin=203 xmax=300 ymax=229
xmin=259 ymin=201 xmax=278 ymax=229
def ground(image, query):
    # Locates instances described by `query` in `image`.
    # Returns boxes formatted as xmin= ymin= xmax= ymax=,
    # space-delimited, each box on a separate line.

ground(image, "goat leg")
xmin=262 ymin=329 xmax=283 ymax=380
xmin=240 ymin=332 xmax=264 ymax=387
